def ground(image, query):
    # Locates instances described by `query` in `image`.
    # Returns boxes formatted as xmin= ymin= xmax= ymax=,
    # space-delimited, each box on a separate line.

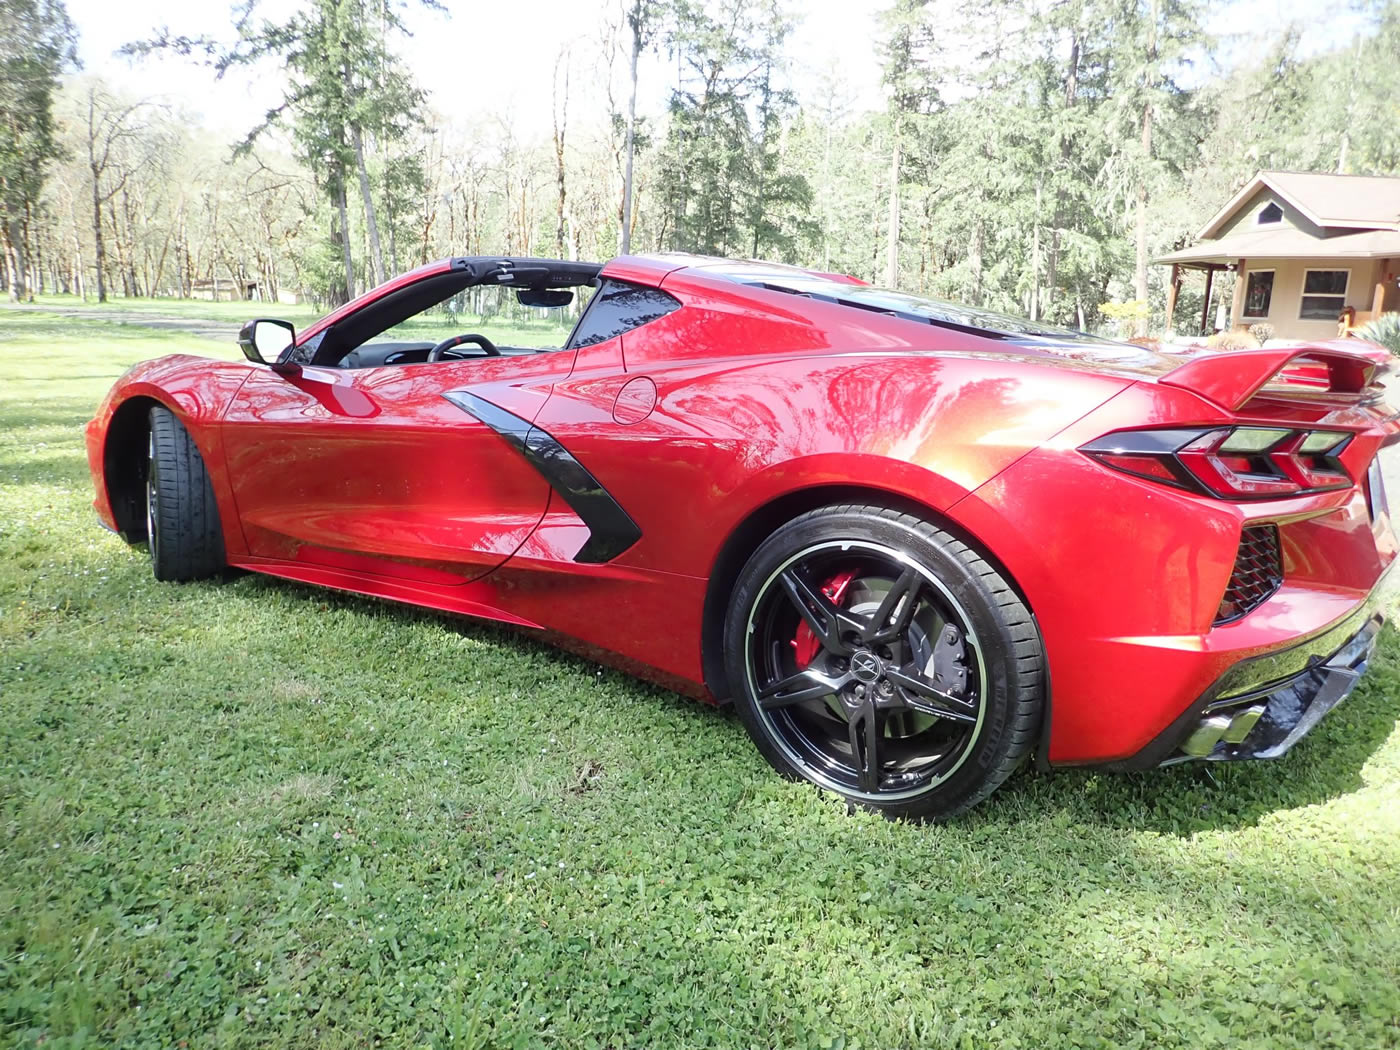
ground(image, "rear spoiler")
xmin=1159 ymin=343 xmax=1388 ymax=411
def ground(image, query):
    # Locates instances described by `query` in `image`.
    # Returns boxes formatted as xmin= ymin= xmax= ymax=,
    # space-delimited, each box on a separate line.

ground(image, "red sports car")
xmin=86 ymin=254 xmax=1399 ymax=819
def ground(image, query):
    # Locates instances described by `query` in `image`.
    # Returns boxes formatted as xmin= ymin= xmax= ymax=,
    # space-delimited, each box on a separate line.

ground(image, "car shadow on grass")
xmin=997 ymin=623 xmax=1400 ymax=835
xmin=235 ymin=572 xmax=1398 ymax=837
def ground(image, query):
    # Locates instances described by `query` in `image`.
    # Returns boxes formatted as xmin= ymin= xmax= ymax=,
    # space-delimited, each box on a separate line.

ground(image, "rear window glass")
xmin=568 ymin=280 xmax=681 ymax=349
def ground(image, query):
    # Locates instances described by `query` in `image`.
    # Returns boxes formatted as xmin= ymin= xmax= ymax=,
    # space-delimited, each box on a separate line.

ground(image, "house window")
xmin=1299 ymin=269 xmax=1349 ymax=320
xmin=1258 ymin=202 xmax=1283 ymax=224
xmin=1242 ymin=270 xmax=1274 ymax=318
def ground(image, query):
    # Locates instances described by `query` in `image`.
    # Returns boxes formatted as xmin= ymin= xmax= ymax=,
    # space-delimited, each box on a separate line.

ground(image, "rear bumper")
xmin=1108 ymin=560 xmax=1396 ymax=769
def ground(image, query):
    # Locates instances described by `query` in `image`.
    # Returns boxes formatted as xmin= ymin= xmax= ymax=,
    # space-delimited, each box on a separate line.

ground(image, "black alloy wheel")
xmin=724 ymin=504 xmax=1044 ymax=820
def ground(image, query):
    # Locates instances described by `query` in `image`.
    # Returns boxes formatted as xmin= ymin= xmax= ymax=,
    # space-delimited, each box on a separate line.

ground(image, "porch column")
xmin=1164 ymin=263 xmax=1180 ymax=332
xmin=1200 ymin=266 xmax=1215 ymax=336
xmin=1229 ymin=259 xmax=1247 ymax=330
xmin=1373 ymin=265 xmax=1388 ymax=320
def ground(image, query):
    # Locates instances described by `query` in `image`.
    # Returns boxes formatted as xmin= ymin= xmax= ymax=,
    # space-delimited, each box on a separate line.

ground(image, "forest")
xmin=2 ymin=0 xmax=1399 ymax=334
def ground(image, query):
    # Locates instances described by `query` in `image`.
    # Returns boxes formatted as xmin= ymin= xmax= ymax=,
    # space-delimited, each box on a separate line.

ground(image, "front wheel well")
xmin=698 ymin=484 xmax=1036 ymax=704
xmin=103 ymin=396 xmax=162 ymax=542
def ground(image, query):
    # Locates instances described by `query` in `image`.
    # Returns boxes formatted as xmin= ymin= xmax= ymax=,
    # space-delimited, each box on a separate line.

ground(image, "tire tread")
xmin=148 ymin=406 xmax=225 ymax=582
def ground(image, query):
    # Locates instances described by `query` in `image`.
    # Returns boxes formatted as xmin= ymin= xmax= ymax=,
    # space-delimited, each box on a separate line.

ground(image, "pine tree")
xmin=0 ymin=0 xmax=77 ymax=301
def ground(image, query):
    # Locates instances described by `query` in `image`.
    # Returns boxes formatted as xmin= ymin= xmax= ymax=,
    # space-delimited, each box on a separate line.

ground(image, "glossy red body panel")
xmin=220 ymin=353 xmax=570 ymax=577
xmin=86 ymin=355 xmax=255 ymax=556
xmin=1160 ymin=345 xmax=1376 ymax=409
xmin=85 ymin=255 xmax=1400 ymax=767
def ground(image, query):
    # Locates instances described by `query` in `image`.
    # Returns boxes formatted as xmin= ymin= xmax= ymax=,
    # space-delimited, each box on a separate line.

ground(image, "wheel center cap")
xmin=850 ymin=649 xmax=882 ymax=683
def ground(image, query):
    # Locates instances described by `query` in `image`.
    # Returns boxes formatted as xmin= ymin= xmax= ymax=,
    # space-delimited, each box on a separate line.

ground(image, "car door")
xmin=221 ymin=351 xmax=574 ymax=582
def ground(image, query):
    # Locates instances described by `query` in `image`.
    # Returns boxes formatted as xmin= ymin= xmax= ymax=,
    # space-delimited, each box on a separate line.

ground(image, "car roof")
xmin=655 ymin=254 xmax=1121 ymax=346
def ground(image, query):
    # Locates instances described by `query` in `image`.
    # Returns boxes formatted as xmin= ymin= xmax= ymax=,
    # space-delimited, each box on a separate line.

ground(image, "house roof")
xmin=1198 ymin=171 xmax=1400 ymax=239
xmin=1156 ymin=225 xmax=1400 ymax=266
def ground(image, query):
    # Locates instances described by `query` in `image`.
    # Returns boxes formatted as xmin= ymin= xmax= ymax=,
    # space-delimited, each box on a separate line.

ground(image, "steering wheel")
xmin=426 ymin=333 xmax=500 ymax=362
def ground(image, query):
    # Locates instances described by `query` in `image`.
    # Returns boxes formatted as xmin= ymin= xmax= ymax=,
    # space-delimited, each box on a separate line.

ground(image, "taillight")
xmin=1082 ymin=427 xmax=1351 ymax=499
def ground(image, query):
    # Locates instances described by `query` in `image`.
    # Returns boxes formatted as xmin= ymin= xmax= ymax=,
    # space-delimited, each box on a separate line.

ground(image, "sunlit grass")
xmin=1 ymin=303 xmax=1399 ymax=1048
xmin=16 ymin=294 xmax=582 ymax=354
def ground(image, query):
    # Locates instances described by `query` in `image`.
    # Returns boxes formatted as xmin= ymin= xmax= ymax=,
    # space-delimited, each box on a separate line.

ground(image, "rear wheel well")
xmin=699 ymin=484 xmax=1035 ymax=704
xmin=103 ymin=396 xmax=161 ymax=542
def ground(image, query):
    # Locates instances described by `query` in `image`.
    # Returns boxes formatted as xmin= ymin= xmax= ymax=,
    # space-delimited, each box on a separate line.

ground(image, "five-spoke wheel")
xmin=725 ymin=504 xmax=1043 ymax=820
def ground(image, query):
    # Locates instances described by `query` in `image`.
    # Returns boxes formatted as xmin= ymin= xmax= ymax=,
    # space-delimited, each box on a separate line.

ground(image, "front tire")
xmin=723 ymin=504 xmax=1043 ymax=821
xmin=145 ymin=405 xmax=226 ymax=582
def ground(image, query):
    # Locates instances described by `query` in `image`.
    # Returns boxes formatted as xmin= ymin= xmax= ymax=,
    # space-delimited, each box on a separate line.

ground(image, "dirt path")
xmin=1 ymin=303 xmax=242 ymax=343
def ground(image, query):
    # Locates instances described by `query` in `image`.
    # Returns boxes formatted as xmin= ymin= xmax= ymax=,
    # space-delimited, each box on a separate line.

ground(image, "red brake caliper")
xmin=790 ymin=570 xmax=858 ymax=669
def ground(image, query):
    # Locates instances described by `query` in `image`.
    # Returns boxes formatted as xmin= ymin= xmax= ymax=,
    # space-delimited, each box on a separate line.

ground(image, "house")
xmin=188 ymin=278 xmax=300 ymax=305
xmin=1155 ymin=171 xmax=1400 ymax=340
xmin=190 ymin=277 xmax=259 ymax=302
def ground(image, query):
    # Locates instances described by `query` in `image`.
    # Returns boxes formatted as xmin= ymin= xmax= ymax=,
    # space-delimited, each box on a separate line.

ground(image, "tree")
xmin=878 ymin=0 xmax=934 ymax=286
xmin=1101 ymin=0 xmax=1208 ymax=333
xmin=619 ymin=0 xmax=664 ymax=254
xmin=78 ymin=84 xmax=155 ymax=303
xmin=552 ymin=47 xmax=571 ymax=258
xmin=0 ymin=0 xmax=77 ymax=301
xmin=657 ymin=0 xmax=811 ymax=257
xmin=126 ymin=0 xmax=430 ymax=304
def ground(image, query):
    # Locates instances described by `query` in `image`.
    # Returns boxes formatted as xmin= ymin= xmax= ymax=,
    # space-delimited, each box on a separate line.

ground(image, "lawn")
xmin=18 ymin=292 xmax=586 ymax=350
xmin=1 ymin=302 xmax=1399 ymax=1050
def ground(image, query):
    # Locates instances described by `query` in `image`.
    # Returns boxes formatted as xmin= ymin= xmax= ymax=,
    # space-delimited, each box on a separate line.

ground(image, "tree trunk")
xmin=1047 ymin=32 xmax=1080 ymax=319
xmin=884 ymin=128 xmax=900 ymax=287
xmin=335 ymin=161 xmax=355 ymax=304
xmin=73 ymin=228 xmax=85 ymax=302
xmin=969 ymin=215 xmax=984 ymax=306
xmin=1337 ymin=35 xmax=1363 ymax=173
xmin=2 ymin=223 xmax=23 ymax=302
xmin=351 ymin=125 xmax=385 ymax=287
xmin=91 ymin=166 xmax=108 ymax=304
xmin=1133 ymin=0 xmax=1158 ymax=337
xmin=1031 ymin=178 xmax=1042 ymax=321
xmin=553 ymin=49 xmax=570 ymax=258
xmin=620 ymin=7 xmax=642 ymax=255
xmin=23 ymin=201 xmax=38 ymax=300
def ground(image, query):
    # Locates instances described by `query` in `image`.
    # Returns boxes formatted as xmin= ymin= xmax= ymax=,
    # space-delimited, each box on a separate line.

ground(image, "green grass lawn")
xmin=2 ymin=304 xmax=1399 ymax=1049
xmin=22 ymin=293 xmax=583 ymax=352
xmin=25 ymin=293 xmax=327 ymax=326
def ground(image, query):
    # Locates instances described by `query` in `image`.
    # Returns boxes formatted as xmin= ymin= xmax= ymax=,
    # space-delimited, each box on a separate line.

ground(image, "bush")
xmin=1248 ymin=322 xmax=1275 ymax=344
xmin=1206 ymin=329 xmax=1262 ymax=351
xmin=1099 ymin=299 xmax=1150 ymax=340
xmin=1356 ymin=312 xmax=1400 ymax=355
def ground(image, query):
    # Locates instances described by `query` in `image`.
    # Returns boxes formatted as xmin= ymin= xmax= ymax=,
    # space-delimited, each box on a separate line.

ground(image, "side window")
xmin=567 ymin=279 xmax=680 ymax=349
xmin=372 ymin=283 xmax=593 ymax=353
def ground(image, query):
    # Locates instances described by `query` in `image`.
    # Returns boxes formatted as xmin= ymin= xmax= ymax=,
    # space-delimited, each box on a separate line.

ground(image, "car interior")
xmin=304 ymin=263 xmax=604 ymax=370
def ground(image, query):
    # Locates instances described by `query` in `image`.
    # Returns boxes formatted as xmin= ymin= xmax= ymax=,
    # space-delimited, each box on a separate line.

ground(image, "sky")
xmin=62 ymin=0 xmax=1370 ymax=146
xmin=62 ymin=0 xmax=886 ymax=142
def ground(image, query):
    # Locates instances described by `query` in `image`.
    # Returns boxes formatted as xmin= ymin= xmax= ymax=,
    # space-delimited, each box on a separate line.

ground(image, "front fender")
xmin=86 ymin=355 xmax=254 ymax=553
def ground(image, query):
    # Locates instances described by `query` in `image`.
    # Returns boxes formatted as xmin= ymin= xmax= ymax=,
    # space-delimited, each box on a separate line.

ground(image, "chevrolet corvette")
xmin=86 ymin=254 xmax=1399 ymax=819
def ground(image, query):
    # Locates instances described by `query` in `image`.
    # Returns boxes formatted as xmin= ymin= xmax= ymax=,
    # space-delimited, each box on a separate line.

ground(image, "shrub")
xmin=1206 ymin=329 xmax=1262 ymax=351
xmin=1099 ymin=299 xmax=1150 ymax=340
xmin=1248 ymin=322 xmax=1275 ymax=344
xmin=1356 ymin=313 xmax=1400 ymax=355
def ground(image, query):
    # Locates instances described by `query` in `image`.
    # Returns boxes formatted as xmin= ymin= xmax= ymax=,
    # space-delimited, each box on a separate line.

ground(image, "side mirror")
xmin=516 ymin=288 xmax=574 ymax=308
xmin=238 ymin=318 xmax=296 ymax=365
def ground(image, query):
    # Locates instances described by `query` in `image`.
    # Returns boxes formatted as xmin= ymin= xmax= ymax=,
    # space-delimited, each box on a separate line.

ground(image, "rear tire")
xmin=723 ymin=504 xmax=1043 ymax=821
xmin=146 ymin=405 xmax=226 ymax=582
